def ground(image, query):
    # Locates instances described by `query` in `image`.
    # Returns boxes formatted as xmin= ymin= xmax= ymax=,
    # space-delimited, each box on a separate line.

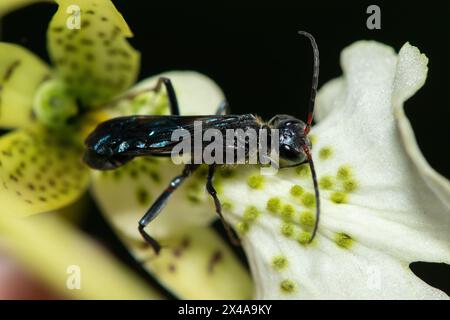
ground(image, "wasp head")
xmin=268 ymin=114 xmax=311 ymax=168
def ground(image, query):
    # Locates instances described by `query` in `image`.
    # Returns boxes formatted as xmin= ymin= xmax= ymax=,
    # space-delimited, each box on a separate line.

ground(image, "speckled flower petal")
xmin=0 ymin=125 xmax=89 ymax=216
xmin=120 ymin=227 xmax=253 ymax=299
xmin=219 ymin=42 xmax=450 ymax=299
xmin=90 ymin=71 xmax=253 ymax=298
xmin=47 ymin=0 xmax=139 ymax=107
xmin=0 ymin=43 xmax=52 ymax=129
xmin=0 ymin=213 xmax=162 ymax=299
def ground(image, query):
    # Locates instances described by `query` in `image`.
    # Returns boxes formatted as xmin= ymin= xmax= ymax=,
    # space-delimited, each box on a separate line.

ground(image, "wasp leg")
xmin=206 ymin=165 xmax=240 ymax=246
xmin=153 ymin=77 xmax=180 ymax=116
xmin=138 ymin=164 xmax=199 ymax=254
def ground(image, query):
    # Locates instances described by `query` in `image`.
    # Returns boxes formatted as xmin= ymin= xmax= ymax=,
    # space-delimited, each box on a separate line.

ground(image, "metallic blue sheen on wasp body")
xmin=83 ymin=31 xmax=321 ymax=254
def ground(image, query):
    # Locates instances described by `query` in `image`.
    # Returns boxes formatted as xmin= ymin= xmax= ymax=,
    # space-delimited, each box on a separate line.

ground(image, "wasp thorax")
xmin=268 ymin=114 xmax=311 ymax=168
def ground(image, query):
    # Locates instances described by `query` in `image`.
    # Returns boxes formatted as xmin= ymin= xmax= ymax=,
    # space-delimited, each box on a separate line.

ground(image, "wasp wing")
xmin=83 ymin=115 xmax=256 ymax=169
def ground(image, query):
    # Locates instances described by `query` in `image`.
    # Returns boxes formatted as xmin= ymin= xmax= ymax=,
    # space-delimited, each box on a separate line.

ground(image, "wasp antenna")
xmin=301 ymin=144 xmax=320 ymax=243
xmin=298 ymin=31 xmax=319 ymax=134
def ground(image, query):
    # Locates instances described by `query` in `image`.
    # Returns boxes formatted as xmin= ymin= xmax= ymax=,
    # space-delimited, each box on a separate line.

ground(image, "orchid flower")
xmin=1 ymin=1 xmax=448 ymax=301
xmin=0 ymin=0 xmax=251 ymax=299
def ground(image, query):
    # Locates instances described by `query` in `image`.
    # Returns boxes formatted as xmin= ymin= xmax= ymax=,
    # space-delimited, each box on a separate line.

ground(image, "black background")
xmin=1 ymin=1 xmax=449 ymax=298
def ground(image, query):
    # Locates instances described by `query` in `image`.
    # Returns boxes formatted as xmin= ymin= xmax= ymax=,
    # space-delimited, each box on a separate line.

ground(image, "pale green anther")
xmin=335 ymin=232 xmax=354 ymax=249
xmin=319 ymin=175 xmax=334 ymax=190
xmin=247 ymin=174 xmax=265 ymax=189
xmin=343 ymin=178 xmax=358 ymax=192
xmin=280 ymin=279 xmax=296 ymax=293
xmin=237 ymin=221 xmax=250 ymax=235
xmin=290 ymin=185 xmax=304 ymax=197
xmin=33 ymin=79 xmax=78 ymax=128
xmin=281 ymin=222 xmax=295 ymax=238
xmin=243 ymin=206 xmax=261 ymax=222
xmin=267 ymin=197 xmax=281 ymax=214
xmin=301 ymin=192 xmax=316 ymax=208
xmin=331 ymin=191 xmax=348 ymax=204
xmin=297 ymin=231 xmax=312 ymax=245
xmin=281 ymin=204 xmax=295 ymax=222
xmin=318 ymin=146 xmax=333 ymax=160
xmin=299 ymin=211 xmax=315 ymax=228
xmin=271 ymin=256 xmax=288 ymax=271
xmin=337 ymin=165 xmax=352 ymax=180
xmin=295 ymin=164 xmax=310 ymax=178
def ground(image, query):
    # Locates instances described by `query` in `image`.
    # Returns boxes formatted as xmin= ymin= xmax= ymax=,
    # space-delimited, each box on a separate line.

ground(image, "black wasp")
xmin=84 ymin=31 xmax=321 ymax=254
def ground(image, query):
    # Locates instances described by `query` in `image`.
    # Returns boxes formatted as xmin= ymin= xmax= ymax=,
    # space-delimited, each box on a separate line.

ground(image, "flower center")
xmin=33 ymin=79 xmax=78 ymax=128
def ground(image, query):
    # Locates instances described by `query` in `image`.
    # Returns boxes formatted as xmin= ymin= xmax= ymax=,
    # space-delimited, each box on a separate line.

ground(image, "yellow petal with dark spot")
xmin=47 ymin=0 xmax=140 ymax=107
xmin=0 ymin=125 xmax=89 ymax=216
xmin=124 ymin=227 xmax=253 ymax=299
xmin=0 ymin=43 xmax=52 ymax=129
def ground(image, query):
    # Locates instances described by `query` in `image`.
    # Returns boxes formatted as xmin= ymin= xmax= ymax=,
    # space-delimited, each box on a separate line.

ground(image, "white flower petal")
xmin=220 ymin=41 xmax=450 ymax=299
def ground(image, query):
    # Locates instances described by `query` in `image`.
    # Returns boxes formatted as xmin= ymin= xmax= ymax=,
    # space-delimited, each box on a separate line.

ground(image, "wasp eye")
xmin=279 ymin=143 xmax=308 ymax=168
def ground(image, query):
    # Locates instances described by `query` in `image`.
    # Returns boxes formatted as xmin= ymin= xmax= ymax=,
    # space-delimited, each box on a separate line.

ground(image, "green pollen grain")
xmin=281 ymin=204 xmax=295 ymax=222
xmin=319 ymin=175 xmax=334 ymax=190
xmin=281 ymin=222 xmax=295 ymax=238
xmin=243 ymin=205 xmax=261 ymax=222
xmin=297 ymin=231 xmax=312 ymax=245
xmin=299 ymin=211 xmax=315 ymax=228
xmin=331 ymin=191 xmax=347 ymax=204
xmin=301 ymin=192 xmax=316 ymax=208
xmin=318 ymin=146 xmax=333 ymax=160
xmin=337 ymin=165 xmax=352 ymax=180
xmin=290 ymin=185 xmax=304 ymax=197
xmin=247 ymin=174 xmax=265 ymax=189
xmin=335 ymin=232 xmax=354 ymax=249
xmin=271 ymin=256 xmax=288 ymax=271
xmin=237 ymin=221 xmax=250 ymax=235
xmin=267 ymin=197 xmax=281 ymax=214
xmin=280 ymin=279 xmax=296 ymax=293
xmin=295 ymin=164 xmax=310 ymax=178
xmin=343 ymin=178 xmax=358 ymax=193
